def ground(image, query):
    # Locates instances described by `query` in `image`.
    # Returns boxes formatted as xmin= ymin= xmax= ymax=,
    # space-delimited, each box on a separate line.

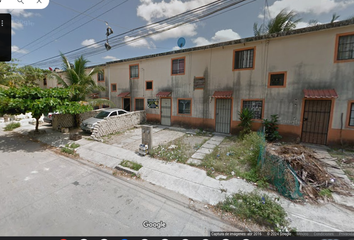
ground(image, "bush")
xmin=218 ymin=191 xmax=289 ymax=231
xmin=263 ymin=114 xmax=282 ymax=142
xmin=4 ymin=122 xmax=21 ymax=131
xmin=238 ymin=108 xmax=253 ymax=139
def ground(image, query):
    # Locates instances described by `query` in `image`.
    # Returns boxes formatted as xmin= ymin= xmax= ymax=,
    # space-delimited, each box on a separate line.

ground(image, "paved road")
xmin=0 ymin=129 xmax=238 ymax=236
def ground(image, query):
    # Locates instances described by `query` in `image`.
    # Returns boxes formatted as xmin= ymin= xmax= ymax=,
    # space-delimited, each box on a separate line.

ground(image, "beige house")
xmin=58 ymin=20 xmax=354 ymax=145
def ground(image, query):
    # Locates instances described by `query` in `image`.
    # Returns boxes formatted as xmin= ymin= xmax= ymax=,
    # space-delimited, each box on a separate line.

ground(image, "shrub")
xmin=120 ymin=160 xmax=142 ymax=171
xmin=238 ymin=108 xmax=253 ymax=139
xmin=4 ymin=122 xmax=21 ymax=131
xmin=217 ymin=191 xmax=289 ymax=231
xmin=263 ymin=114 xmax=282 ymax=142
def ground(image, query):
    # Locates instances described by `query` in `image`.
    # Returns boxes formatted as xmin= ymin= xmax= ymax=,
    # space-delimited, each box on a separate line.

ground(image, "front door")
xmin=301 ymin=100 xmax=332 ymax=145
xmin=161 ymin=98 xmax=171 ymax=126
xmin=215 ymin=98 xmax=232 ymax=133
xmin=123 ymin=98 xmax=131 ymax=111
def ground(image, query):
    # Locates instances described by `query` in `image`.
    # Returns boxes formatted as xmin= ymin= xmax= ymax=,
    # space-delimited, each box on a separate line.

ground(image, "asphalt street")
xmin=0 ymin=128 xmax=238 ymax=236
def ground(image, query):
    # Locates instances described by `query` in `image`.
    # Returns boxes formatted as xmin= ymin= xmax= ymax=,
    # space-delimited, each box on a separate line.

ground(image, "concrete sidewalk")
xmin=4 ymin=122 xmax=354 ymax=232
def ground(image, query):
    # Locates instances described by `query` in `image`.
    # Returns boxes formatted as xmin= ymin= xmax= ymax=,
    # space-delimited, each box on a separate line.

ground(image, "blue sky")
xmin=3 ymin=0 xmax=354 ymax=69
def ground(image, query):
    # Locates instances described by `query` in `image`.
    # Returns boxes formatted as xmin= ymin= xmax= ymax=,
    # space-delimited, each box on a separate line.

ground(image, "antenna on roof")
xmin=177 ymin=37 xmax=186 ymax=48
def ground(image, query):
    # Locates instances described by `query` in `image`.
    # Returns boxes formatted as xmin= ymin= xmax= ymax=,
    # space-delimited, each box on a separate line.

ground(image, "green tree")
xmin=330 ymin=13 xmax=340 ymax=23
xmin=18 ymin=65 xmax=50 ymax=87
xmin=0 ymin=87 xmax=92 ymax=132
xmin=254 ymin=9 xmax=301 ymax=36
xmin=52 ymin=54 xmax=105 ymax=101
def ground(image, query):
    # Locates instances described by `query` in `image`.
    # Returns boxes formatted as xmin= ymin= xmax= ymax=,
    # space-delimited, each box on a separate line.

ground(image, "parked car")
xmin=43 ymin=112 xmax=59 ymax=124
xmin=80 ymin=108 xmax=129 ymax=132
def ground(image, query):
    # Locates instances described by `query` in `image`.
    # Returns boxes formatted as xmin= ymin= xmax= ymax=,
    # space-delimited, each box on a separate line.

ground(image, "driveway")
xmin=0 ymin=128 xmax=239 ymax=236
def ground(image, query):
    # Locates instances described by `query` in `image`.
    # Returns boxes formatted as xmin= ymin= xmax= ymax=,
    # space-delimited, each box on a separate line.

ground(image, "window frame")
xmin=171 ymin=57 xmax=186 ymax=76
xmin=177 ymin=98 xmax=192 ymax=116
xmin=334 ymin=32 xmax=354 ymax=63
xmin=241 ymin=99 xmax=265 ymax=121
xmin=233 ymin=46 xmax=256 ymax=71
xmin=145 ymin=80 xmax=153 ymax=91
xmin=97 ymin=70 xmax=105 ymax=82
xmin=134 ymin=98 xmax=145 ymax=111
xmin=111 ymin=83 xmax=117 ymax=92
xmin=43 ymin=78 xmax=47 ymax=86
xmin=268 ymin=71 xmax=287 ymax=88
xmin=129 ymin=64 xmax=139 ymax=79
xmin=347 ymin=100 xmax=354 ymax=128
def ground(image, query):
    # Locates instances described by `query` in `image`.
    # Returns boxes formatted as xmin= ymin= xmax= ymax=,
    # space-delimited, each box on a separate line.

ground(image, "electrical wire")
xmin=28 ymin=0 xmax=254 ymax=67
xmin=18 ymin=0 xmax=129 ymax=60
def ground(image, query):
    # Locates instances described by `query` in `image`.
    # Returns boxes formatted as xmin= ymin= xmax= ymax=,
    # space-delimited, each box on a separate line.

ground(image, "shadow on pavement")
xmin=0 ymin=131 xmax=46 ymax=153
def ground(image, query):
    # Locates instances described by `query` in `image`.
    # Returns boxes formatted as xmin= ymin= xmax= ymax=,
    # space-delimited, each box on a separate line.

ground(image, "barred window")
xmin=349 ymin=103 xmax=354 ymax=126
xmin=135 ymin=99 xmax=144 ymax=111
xmin=243 ymin=100 xmax=263 ymax=119
xmin=130 ymin=64 xmax=139 ymax=79
xmin=178 ymin=99 xmax=191 ymax=114
xmin=270 ymin=73 xmax=285 ymax=86
xmin=172 ymin=58 xmax=185 ymax=75
xmin=98 ymin=71 xmax=104 ymax=82
xmin=234 ymin=48 xmax=254 ymax=69
xmin=337 ymin=34 xmax=354 ymax=60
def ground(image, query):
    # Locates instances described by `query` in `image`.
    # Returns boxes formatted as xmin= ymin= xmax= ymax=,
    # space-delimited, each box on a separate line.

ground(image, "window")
xmin=178 ymin=99 xmax=191 ymax=115
xmin=98 ymin=70 xmax=104 ymax=82
xmin=109 ymin=111 xmax=117 ymax=116
xmin=135 ymin=99 xmax=144 ymax=111
xmin=336 ymin=33 xmax=354 ymax=61
xmin=118 ymin=110 xmax=127 ymax=115
xmin=43 ymin=78 xmax=47 ymax=86
xmin=111 ymin=84 xmax=117 ymax=92
xmin=233 ymin=47 xmax=255 ymax=70
xmin=242 ymin=100 xmax=263 ymax=119
xmin=129 ymin=64 xmax=139 ymax=79
xmin=349 ymin=102 xmax=354 ymax=127
xmin=171 ymin=57 xmax=185 ymax=75
xmin=146 ymin=81 xmax=153 ymax=90
xmin=268 ymin=72 xmax=287 ymax=88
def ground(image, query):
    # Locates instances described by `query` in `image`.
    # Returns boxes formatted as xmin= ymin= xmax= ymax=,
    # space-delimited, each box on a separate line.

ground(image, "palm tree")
xmin=330 ymin=13 xmax=340 ymax=23
xmin=253 ymin=9 xmax=301 ymax=36
xmin=53 ymin=54 xmax=106 ymax=102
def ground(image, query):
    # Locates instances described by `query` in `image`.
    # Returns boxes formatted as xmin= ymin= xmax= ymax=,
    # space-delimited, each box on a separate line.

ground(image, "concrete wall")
xmin=52 ymin=111 xmax=99 ymax=130
xmin=91 ymin=111 xmax=147 ymax=139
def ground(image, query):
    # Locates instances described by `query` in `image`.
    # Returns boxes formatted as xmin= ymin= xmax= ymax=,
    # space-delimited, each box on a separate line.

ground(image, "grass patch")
xmin=4 ymin=122 xmax=21 ymax=131
xmin=202 ymin=132 xmax=265 ymax=182
xmin=65 ymin=143 xmax=80 ymax=149
xmin=150 ymin=138 xmax=190 ymax=163
xmin=217 ymin=191 xmax=292 ymax=232
xmin=196 ymin=128 xmax=213 ymax=136
xmin=61 ymin=147 xmax=75 ymax=155
xmin=194 ymin=138 xmax=208 ymax=150
xmin=319 ymin=188 xmax=332 ymax=198
xmin=120 ymin=160 xmax=142 ymax=171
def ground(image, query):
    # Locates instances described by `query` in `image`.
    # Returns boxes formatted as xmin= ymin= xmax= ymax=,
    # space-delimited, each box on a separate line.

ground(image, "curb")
xmin=115 ymin=165 xmax=141 ymax=177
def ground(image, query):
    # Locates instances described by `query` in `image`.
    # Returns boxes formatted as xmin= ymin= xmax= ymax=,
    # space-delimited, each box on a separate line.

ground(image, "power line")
xmin=18 ymin=0 xmax=129 ymax=60
xmin=51 ymin=0 xmax=129 ymax=30
xmin=14 ymin=0 xmax=107 ymax=55
xmin=29 ymin=0 xmax=254 ymax=67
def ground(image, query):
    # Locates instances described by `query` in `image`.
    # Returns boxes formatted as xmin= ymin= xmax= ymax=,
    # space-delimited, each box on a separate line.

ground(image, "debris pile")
xmin=267 ymin=144 xmax=352 ymax=201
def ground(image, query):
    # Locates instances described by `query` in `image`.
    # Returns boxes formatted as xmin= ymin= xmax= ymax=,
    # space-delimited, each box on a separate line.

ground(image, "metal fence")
xmin=257 ymin=130 xmax=303 ymax=200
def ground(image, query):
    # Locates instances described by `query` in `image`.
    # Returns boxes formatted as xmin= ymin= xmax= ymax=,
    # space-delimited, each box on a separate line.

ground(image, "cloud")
xmin=192 ymin=29 xmax=241 ymax=47
xmin=124 ymin=36 xmax=153 ymax=48
xmin=264 ymin=0 xmax=354 ymax=17
xmin=103 ymin=56 xmax=119 ymax=61
xmin=172 ymin=46 xmax=181 ymax=50
xmin=137 ymin=0 xmax=215 ymax=23
xmin=12 ymin=21 xmax=24 ymax=30
xmin=12 ymin=46 xmax=28 ymax=54
xmin=11 ymin=9 xmax=35 ymax=18
xmin=81 ymin=39 xmax=100 ymax=48
xmin=149 ymin=23 xmax=197 ymax=41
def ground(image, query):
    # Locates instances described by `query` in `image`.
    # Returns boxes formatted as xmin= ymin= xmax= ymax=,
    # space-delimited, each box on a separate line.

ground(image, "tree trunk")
xmin=35 ymin=117 xmax=40 ymax=132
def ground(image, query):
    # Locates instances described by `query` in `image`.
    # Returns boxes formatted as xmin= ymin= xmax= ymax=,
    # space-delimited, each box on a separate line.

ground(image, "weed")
xmin=120 ymin=160 xmax=143 ymax=171
xmin=65 ymin=143 xmax=80 ymax=149
xmin=61 ymin=147 xmax=75 ymax=155
xmin=150 ymin=138 xmax=189 ymax=163
xmin=4 ymin=122 xmax=21 ymax=131
xmin=194 ymin=139 xmax=208 ymax=150
xmin=319 ymin=188 xmax=332 ymax=198
xmin=238 ymin=108 xmax=253 ymax=139
xmin=217 ymin=191 xmax=290 ymax=231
